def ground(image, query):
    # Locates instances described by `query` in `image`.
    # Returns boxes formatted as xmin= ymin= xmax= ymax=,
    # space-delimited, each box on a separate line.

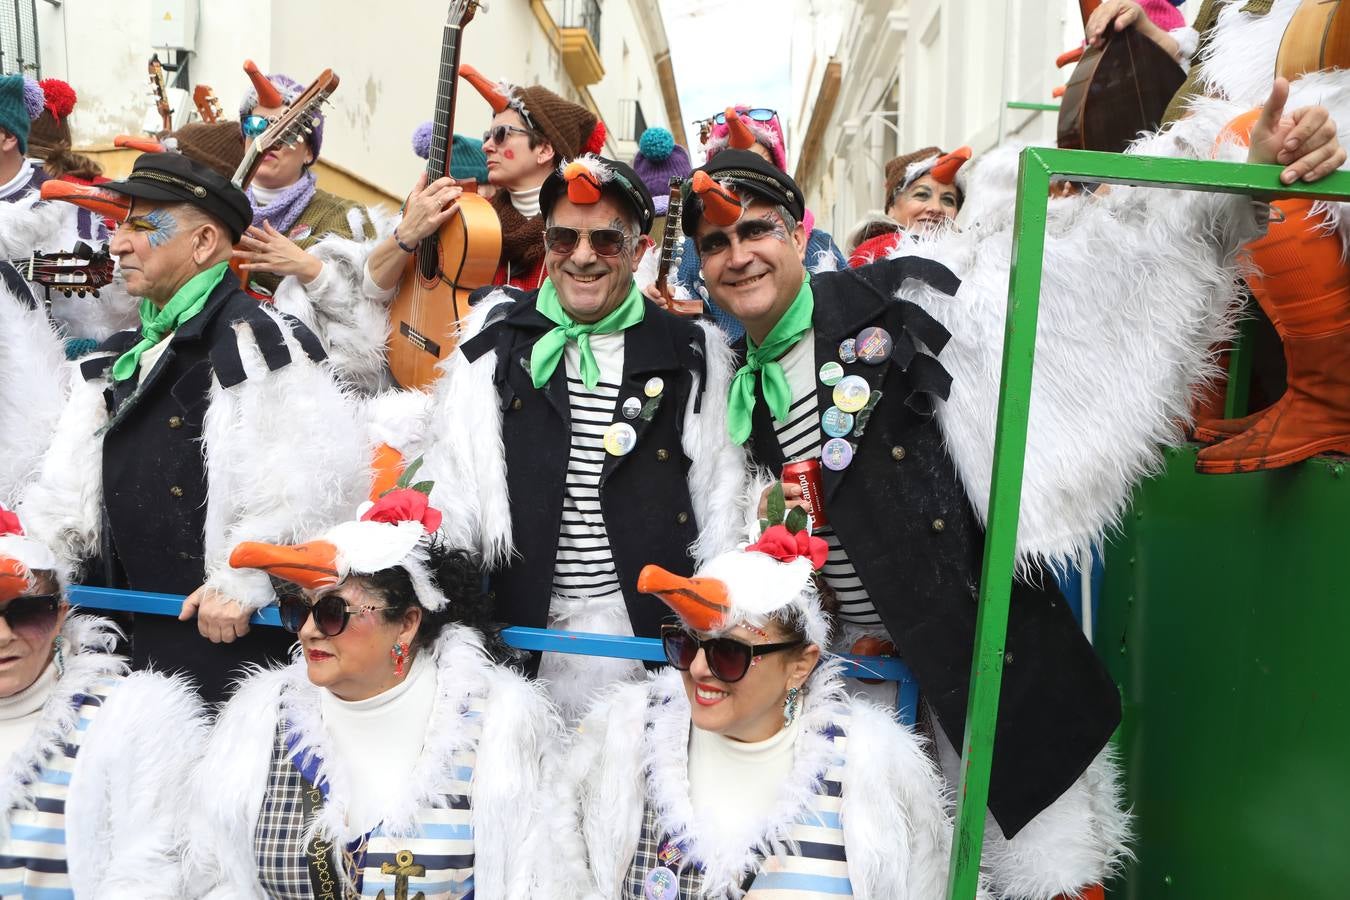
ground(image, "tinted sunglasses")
xmin=543 ymin=226 xmax=631 ymax=258
xmin=242 ymin=114 xmax=275 ymax=138
xmin=483 ymin=124 xmax=534 ymax=146
xmin=0 ymin=594 xmax=62 ymax=639
xmin=660 ymin=624 xmax=803 ymax=683
xmin=713 ymin=108 xmax=777 ymax=125
xmin=278 ymin=593 xmax=387 ymax=637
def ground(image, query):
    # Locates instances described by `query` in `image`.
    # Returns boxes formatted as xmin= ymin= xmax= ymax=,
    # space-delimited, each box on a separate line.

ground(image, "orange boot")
xmin=1196 ymin=198 xmax=1350 ymax=473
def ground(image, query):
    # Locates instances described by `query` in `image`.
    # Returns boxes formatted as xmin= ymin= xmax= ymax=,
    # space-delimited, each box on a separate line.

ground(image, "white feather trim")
xmin=1198 ymin=0 xmax=1299 ymax=106
xmin=0 ymin=288 xmax=67 ymax=507
xmin=47 ymin=280 xmax=140 ymax=344
xmin=696 ymin=548 xmax=831 ymax=650
xmin=685 ymin=320 xmax=750 ymax=565
xmin=538 ymin=592 xmax=645 ymax=723
xmin=360 ymin=387 xmax=433 ymax=460
xmin=0 ymin=194 xmax=77 ymax=258
xmin=561 ymin=154 xmax=616 ymax=186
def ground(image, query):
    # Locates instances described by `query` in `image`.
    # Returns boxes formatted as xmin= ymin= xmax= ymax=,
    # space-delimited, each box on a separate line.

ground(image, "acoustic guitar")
xmin=654 ymin=178 xmax=701 ymax=317
xmin=148 ymin=55 xmax=174 ymax=134
xmin=192 ymin=85 xmax=225 ymax=124
xmin=387 ymin=0 xmax=502 ymax=390
xmin=1057 ymin=0 xmax=1186 ymax=153
xmin=1276 ymin=0 xmax=1350 ymax=80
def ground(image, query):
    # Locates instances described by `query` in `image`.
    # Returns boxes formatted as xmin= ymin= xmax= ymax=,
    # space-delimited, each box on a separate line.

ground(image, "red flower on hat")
xmin=0 ymin=506 xmax=23 ymax=538
xmin=361 ymin=489 xmax=443 ymax=534
xmin=747 ymin=524 xmax=828 ymax=570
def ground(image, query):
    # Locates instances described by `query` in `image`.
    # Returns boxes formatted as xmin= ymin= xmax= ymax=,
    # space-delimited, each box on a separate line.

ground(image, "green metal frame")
xmin=1006 ymin=101 xmax=1061 ymax=112
xmin=946 ymin=147 xmax=1350 ymax=899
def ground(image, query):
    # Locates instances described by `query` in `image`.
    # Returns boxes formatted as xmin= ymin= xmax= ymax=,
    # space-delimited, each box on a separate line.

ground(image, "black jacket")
xmin=741 ymin=258 xmax=1121 ymax=837
xmin=460 ymin=287 xmax=709 ymax=643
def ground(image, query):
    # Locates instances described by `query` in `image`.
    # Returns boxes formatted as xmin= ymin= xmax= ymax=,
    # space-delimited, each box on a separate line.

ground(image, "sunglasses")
xmin=278 ymin=593 xmax=387 ymax=637
xmin=712 ymin=108 xmax=778 ymax=125
xmin=241 ymin=114 xmax=275 ymax=138
xmin=543 ymin=226 xmax=632 ymax=258
xmin=0 ymin=594 xmax=62 ymax=639
xmin=660 ymin=624 xmax=802 ymax=683
xmin=483 ymin=124 xmax=534 ymax=146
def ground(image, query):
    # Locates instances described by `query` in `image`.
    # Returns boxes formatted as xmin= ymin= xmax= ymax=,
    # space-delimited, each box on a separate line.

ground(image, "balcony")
xmin=558 ymin=0 xmax=604 ymax=87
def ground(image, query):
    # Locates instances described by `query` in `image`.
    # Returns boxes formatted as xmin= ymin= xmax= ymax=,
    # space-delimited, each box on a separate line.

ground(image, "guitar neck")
xmin=655 ymin=179 xmax=684 ymax=293
xmin=426 ymin=21 xmax=464 ymax=181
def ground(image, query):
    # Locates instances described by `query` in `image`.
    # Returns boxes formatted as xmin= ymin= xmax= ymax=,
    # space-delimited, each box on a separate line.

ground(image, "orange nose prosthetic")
xmin=726 ymin=107 xmax=757 ymax=151
xmin=564 ymin=161 xmax=604 ymax=205
xmin=113 ymin=135 xmax=166 ymax=154
xmin=244 ymin=59 xmax=285 ymax=109
xmin=39 ymin=180 xmax=131 ymax=224
xmin=459 ymin=64 xmax=511 ymax=115
xmin=637 ymin=564 xmax=733 ymax=633
xmin=691 ymin=170 xmax=744 ymax=227
xmin=229 ymin=540 xmax=342 ymax=591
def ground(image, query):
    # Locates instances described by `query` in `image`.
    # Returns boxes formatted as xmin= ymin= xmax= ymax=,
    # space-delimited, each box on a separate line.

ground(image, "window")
xmin=0 ymin=0 xmax=40 ymax=76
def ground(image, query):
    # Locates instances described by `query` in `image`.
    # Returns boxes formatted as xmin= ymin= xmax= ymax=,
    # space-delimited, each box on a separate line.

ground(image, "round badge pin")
xmin=818 ymin=361 xmax=844 ymax=386
xmin=821 ymin=406 xmax=855 ymax=438
xmin=832 ymin=374 xmax=870 ymax=413
xmin=838 ymin=338 xmax=858 ymax=364
xmin=621 ymin=397 xmax=642 ymax=419
xmin=603 ymin=422 xmax=638 ymax=456
xmin=643 ymin=867 xmax=679 ymax=900
xmin=644 ymin=377 xmax=665 ymax=398
xmin=855 ymin=326 xmax=894 ymax=365
xmin=821 ymin=437 xmax=854 ymax=471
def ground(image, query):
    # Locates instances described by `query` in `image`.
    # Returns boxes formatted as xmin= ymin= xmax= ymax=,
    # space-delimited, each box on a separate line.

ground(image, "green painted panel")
xmin=1100 ymin=446 xmax=1350 ymax=898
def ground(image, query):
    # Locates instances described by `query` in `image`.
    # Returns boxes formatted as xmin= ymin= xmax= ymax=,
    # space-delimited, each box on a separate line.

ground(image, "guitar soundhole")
xmin=417 ymin=236 xmax=439 ymax=281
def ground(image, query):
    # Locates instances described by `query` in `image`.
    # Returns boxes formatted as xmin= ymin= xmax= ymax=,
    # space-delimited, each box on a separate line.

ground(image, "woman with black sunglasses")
xmin=184 ymin=488 xmax=557 ymax=899
xmin=0 ymin=504 xmax=206 ymax=896
xmin=552 ymin=524 xmax=956 ymax=899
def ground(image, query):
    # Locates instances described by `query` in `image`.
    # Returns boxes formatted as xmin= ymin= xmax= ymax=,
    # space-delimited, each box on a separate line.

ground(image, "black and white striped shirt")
xmin=551 ymin=332 xmax=625 ymax=600
xmin=772 ymin=334 xmax=882 ymax=626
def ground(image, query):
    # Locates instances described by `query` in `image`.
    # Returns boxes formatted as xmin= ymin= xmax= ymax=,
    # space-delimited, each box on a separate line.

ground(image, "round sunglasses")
xmin=543 ymin=225 xmax=632 ymax=258
xmin=241 ymin=114 xmax=275 ymax=138
xmin=278 ymin=593 xmax=388 ymax=637
xmin=482 ymin=124 xmax=535 ymax=146
xmin=0 ymin=593 xmax=62 ymax=639
xmin=660 ymin=624 xmax=803 ymax=683
xmin=712 ymin=108 xmax=778 ymax=125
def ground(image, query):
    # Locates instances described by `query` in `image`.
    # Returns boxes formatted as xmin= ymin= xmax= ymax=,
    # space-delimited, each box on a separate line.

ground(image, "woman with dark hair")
xmin=849 ymin=146 xmax=973 ymax=268
xmin=185 ymin=488 xmax=557 ymax=899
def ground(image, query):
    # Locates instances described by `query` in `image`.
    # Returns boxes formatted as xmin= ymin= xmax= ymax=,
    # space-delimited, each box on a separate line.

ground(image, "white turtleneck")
xmin=0 ymin=158 xmax=36 ymax=202
xmin=688 ymin=715 xmax=802 ymax=844
xmin=249 ymin=182 xmax=284 ymax=207
xmin=319 ymin=652 xmax=437 ymax=833
xmin=0 ymin=660 xmax=59 ymax=764
xmin=510 ymin=185 xmax=541 ymax=218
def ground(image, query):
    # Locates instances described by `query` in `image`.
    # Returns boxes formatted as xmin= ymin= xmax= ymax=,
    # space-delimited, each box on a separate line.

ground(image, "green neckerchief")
xmin=110 ymin=261 xmax=229 ymax=382
xmin=530 ymin=277 xmax=646 ymax=391
xmin=726 ymin=276 xmax=814 ymax=445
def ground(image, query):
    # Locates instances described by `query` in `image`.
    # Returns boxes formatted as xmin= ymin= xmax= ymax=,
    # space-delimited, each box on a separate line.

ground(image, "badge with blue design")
xmin=838 ymin=338 xmax=857 ymax=364
xmin=644 ymin=836 xmax=686 ymax=900
xmin=855 ymin=326 xmax=893 ymax=365
xmin=821 ymin=406 xmax=854 ymax=438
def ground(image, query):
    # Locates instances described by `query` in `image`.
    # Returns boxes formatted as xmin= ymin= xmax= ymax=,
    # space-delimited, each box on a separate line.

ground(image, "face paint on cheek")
xmin=502 ymin=148 xmax=515 ymax=161
xmin=127 ymin=208 xmax=180 ymax=248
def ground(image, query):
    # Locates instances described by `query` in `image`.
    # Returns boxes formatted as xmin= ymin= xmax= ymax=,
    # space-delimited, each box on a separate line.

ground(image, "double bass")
xmin=387 ymin=0 xmax=502 ymax=390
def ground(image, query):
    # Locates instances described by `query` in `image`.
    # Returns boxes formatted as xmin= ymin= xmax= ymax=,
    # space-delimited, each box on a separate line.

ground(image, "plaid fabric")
xmin=255 ymin=720 xmax=330 ymax=900
xmin=623 ymin=802 xmax=704 ymax=899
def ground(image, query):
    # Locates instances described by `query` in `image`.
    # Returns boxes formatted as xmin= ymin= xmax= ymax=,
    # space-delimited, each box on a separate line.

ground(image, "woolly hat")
xmin=229 ymin=474 xmax=454 ymax=611
xmin=638 ymin=524 xmax=831 ymax=650
xmin=0 ymin=504 xmax=59 ymax=602
xmin=158 ymin=122 xmax=247 ymax=180
xmin=632 ymin=126 xmax=691 ymax=216
xmin=27 ymin=78 xmax=77 ymax=157
xmin=238 ymin=60 xmax=324 ymax=158
xmin=703 ymin=106 xmax=788 ymax=172
xmin=682 ymin=148 xmax=805 ymax=236
xmin=459 ymin=64 xmax=605 ymax=161
xmin=1139 ymin=0 xmax=1185 ymax=30
xmin=883 ymin=146 xmax=972 ymax=209
xmin=0 ymin=75 xmax=45 ymax=155
xmin=411 ymin=122 xmax=490 ymax=183
xmin=540 ymin=154 xmax=656 ymax=235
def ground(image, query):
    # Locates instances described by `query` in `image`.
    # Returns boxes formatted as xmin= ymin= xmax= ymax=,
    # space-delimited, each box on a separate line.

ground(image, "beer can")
xmin=782 ymin=458 xmax=828 ymax=528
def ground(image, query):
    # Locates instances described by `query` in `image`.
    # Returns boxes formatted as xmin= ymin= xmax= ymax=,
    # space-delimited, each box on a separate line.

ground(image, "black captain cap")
xmin=540 ymin=155 xmax=658 ymax=235
xmin=102 ymin=153 xmax=253 ymax=241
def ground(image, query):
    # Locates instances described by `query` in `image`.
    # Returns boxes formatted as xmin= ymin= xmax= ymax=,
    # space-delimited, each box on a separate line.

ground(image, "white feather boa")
xmin=0 ymin=193 xmax=75 ymax=259
xmin=185 ymin=625 xmax=559 ymax=899
xmin=0 ymin=285 xmax=68 ymax=507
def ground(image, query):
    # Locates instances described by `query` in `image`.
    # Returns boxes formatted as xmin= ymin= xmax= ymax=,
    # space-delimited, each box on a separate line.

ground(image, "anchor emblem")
xmin=375 ymin=849 xmax=426 ymax=900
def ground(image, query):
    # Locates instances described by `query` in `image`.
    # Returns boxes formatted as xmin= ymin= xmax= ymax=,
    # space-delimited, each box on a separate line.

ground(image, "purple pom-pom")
xmin=411 ymin=121 xmax=434 ymax=160
xmin=22 ymin=77 xmax=45 ymax=121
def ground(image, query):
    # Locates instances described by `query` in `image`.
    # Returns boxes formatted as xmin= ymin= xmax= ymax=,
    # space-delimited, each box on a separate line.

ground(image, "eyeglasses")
xmin=0 ymin=594 xmax=62 ymax=639
xmin=278 ymin=593 xmax=387 ymax=637
xmin=483 ymin=124 xmax=534 ymax=147
xmin=712 ymin=108 xmax=778 ymax=125
xmin=660 ymin=624 xmax=803 ymax=683
xmin=543 ymin=226 xmax=632 ymax=258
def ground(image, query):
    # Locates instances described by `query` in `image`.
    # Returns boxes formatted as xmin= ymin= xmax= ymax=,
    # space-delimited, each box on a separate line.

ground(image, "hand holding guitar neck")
xmin=396 ymin=173 xmax=464 ymax=246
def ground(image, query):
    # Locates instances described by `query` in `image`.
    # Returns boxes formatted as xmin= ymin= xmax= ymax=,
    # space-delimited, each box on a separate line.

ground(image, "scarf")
xmin=529 ymin=277 xmax=645 ymax=390
xmin=110 ymin=261 xmax=228 ymax=382
xmin=726 ymin=277 xmax=814 ymax=445
xmin=492 ymin=190 xmax=546 ymax=276
xmin=248 ymin=170 xmax=316 ymax=235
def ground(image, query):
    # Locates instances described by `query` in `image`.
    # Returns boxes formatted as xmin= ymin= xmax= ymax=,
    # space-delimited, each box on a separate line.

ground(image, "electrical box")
xmin=149 ymin=0 xmax=197 ymax=51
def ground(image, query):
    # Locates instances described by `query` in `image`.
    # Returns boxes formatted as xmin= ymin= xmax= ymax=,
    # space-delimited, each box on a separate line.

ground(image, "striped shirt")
xmin=773 ymin=334 xmax=882 ymax=626
xmin=551 ymin=331 xmax=625 ymax=600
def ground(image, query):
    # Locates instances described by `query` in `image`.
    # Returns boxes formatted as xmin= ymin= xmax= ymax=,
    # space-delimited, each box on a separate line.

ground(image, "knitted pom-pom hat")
xmin=459 ymin=65 xmax=605 ymax=161
xmin=632 ymin=126 xmax=691 ymax=215
xmin=238 ymin=61 xmax=324 ymax=158
xmin=411 ymin=122 xmax=490 ymax=183
xmin=28 ymin=78 xmax=77 ymax=155
xmin=0 ymin=75 xmax=45 ymax=154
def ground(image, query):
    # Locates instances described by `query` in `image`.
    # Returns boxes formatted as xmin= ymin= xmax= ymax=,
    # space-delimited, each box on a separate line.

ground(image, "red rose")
xmin=361 ymin=489 xmax=443 ymax=533
xmin=0 ymin=506 xmax=23 ymax=537
xmin=747 ymin=524 xmax=828 ymax=570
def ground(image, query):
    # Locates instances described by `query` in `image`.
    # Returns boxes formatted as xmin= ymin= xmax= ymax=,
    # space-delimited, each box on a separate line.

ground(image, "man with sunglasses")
xmin=421 ymin=154 xmax=745 ymax=718
xmin=16 ymin=152 xmax=367 ymax=703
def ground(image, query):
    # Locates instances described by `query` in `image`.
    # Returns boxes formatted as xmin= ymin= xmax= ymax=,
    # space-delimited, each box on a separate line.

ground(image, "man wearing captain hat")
xmin=16 ymin=152 xmax=367 ymax=702
xmin=418 ymin=153 xmax=747 ymax=719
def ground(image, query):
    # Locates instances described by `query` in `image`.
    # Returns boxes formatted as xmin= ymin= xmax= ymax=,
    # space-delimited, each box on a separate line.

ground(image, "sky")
xmin=661 ymin=0 xmax=794 ymax=160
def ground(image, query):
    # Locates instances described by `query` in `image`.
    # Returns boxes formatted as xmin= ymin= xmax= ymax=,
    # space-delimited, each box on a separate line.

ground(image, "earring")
xmin=783 ymin=686 xmax=800 ymax=726
xmin=52 ymin=635 xmax=66 ymax=678
xmin=390 ymin=641 xmax=408 ymax=678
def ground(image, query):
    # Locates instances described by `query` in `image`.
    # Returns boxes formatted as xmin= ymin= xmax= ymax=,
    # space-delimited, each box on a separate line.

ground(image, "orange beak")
xmin=637 ymin=564 xmax=733 ymax=633
xmin=725 ymin=107 xmax=757 ymax=152
xmin=0 ymin=557 xmax=32 ymax=604
xmin=229 ymin=540 xmax=342 ymax=591
xmin=459 ymin=64 xmax=511 ymax=115
xmin=930 ymin=146 xmax=972 ymax=185
xmin=1218 ymin=108 xmax=1261 ymax=149
xmin=113 ymin=135 xmax=165 ymax=153
xmin=691 ymin=170 xmax=745 ymax=228
xmin=244 ymin=59 xmax=285 ymax=109
xmin=39 ymin=180 xmax=131 ymax=224
xmin=564 ymin=161 xmax=603 ymax=205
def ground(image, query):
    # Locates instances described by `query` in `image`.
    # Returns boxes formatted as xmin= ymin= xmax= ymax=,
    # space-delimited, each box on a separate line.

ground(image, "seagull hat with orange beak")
xmin=0 ymin=504 xmax=59 ymax=602
xmin=884 ymin=146 xmax=972 ymax=210
xmin=680 ymin=148 xmax=805 ymax=237
xmin=539 ymin=154 xmax=657 ymax=234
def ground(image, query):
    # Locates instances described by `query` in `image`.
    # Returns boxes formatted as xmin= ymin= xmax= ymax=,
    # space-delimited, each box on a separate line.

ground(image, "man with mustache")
xmin=419 ymin=155 xmax=745 ymax=718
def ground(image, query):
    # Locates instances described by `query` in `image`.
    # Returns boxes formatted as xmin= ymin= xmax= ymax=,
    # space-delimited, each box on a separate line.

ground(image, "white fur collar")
xmin=0 ymin=614 xmax=126 ymax=841
xmin=642 ymin=660 xmax=849 ymax=898
xmin=276 ymin=624 xmax=495 ymax=841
